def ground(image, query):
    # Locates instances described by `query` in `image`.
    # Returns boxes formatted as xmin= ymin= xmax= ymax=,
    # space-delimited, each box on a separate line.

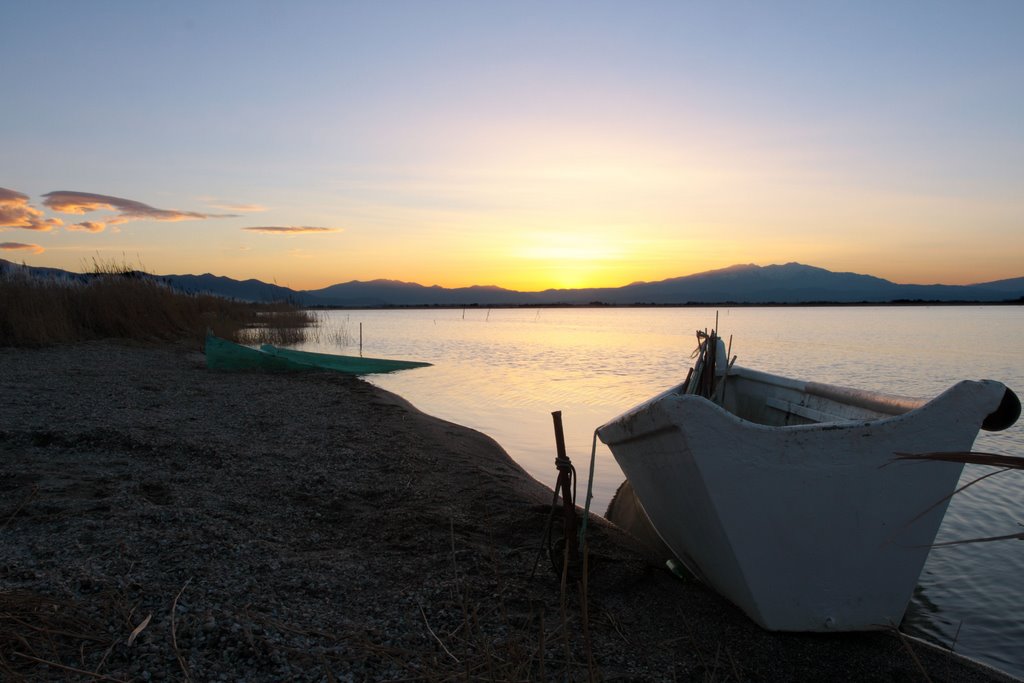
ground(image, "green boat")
xmin=205 ymin=334 xmax=431 ymax=375
xmin=259 ymin=343 xmax=432 ymax=374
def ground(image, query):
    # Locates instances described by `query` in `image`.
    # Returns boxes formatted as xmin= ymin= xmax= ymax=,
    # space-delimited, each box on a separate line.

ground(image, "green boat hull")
xmin=205 ymin=335 xmax=431 ymax=375
xmin=259 ymin=344 xmax=431 ymax=374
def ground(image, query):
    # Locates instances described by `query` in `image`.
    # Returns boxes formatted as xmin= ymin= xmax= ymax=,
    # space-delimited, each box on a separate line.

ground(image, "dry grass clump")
xmin=235 ymin=309 xmax=322 ymax=347
xmin=347 ymin=532 xmax=599 ymax=682
xmin=0 ymin=590 xmax=118 ymax=681
xmin=0 ymin=261 xmax=315 ymax=347
xmin=0 ymin=560 xmax=594 ymax=682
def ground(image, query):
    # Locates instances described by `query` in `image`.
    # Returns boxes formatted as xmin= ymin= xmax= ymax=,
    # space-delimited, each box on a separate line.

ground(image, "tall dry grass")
xmin=0 ymin=261 xmax=316 ymax=347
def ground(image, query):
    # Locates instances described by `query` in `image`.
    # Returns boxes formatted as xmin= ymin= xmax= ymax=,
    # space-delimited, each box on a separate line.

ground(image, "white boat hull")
xmin=598 ymin=371 xmax=1014 ymax=632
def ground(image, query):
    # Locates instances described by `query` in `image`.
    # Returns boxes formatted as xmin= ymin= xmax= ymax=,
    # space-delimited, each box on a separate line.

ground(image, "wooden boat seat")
xmin=724 ymin=366 xmax=926 ymax=427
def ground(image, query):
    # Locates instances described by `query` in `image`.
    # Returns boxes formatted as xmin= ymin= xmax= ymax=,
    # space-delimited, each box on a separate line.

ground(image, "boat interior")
xmin=717 ymin=366 xmax=926 ymax=427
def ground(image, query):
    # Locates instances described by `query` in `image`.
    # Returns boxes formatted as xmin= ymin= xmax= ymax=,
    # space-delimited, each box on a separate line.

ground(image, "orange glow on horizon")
xmin=26 ymin=238 xmax=1024 ymax=293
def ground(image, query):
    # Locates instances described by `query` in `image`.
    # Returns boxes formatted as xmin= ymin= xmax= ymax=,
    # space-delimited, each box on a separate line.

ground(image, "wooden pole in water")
xmin=550 ymin=410 xmax=578 ymax=572
xmin=552 ymin=411 xmax=568 ymax=464
xmin=359 ymin=322 xmax=363 ymax=356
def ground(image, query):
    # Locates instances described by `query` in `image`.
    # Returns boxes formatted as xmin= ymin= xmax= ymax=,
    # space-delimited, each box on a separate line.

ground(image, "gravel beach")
xmin=1 ymin=340 xmax=1017 ymax=682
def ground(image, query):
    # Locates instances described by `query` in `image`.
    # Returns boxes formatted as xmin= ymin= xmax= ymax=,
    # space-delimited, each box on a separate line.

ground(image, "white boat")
xmin=597 ymin=333 xmax=1020 ymax=632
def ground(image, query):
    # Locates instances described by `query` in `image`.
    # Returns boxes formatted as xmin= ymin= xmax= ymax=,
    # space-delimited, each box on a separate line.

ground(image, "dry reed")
xmin=895 ymin=451 xmax=1024 ymax=545
xmin=0 ymin=259 xmax=316 ymax=347
xmin=324 ymin=517 xmax=599 ymax=682
xmin=0 ymin=590 xmax=119 ymax=681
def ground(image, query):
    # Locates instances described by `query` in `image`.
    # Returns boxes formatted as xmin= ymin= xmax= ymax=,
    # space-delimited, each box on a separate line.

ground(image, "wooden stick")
xmin=420 ymin=605 xmax=459 ymax=663
xmin=170 ymin=578 xmax=193 ymax=682
xmin=1 ymin=484 xmax=38 ymax=530
xmin=11 ymin=653 xmax=127 ymax=682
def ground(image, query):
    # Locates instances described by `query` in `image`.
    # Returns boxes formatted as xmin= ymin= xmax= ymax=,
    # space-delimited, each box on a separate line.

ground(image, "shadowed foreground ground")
xmin=0 ymin=341 xmax=1016 ymax=681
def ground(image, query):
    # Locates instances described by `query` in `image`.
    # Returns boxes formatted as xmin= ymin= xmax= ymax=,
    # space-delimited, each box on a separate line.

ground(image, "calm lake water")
xmin=297 ymin=306 xmax=1023 ymax=678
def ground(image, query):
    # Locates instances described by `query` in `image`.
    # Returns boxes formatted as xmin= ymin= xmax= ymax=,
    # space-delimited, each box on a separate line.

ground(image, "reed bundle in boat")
xmin=686 ymin=329 xmax=720 ymax=398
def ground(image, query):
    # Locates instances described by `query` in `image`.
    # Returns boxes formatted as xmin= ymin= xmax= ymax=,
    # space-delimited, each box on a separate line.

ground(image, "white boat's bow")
xmin=598 ymin=362 xmax=1018 ymax=632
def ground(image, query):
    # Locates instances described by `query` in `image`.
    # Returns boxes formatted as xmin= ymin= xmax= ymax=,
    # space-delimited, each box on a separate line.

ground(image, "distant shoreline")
xmin=6 ymin=259 xmax=1023 ymax=310
xmin=304 ymin=299 xmax=1024 ymax=311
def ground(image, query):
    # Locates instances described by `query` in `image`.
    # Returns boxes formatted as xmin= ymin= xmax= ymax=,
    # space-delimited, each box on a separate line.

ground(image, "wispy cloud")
xmin=0 ymin=241 xmax=45 ymax=254
xmin=206 ymin=200 xmax=268 ymax=213
xmin=42 ymin=190 xmax=237 ymax=232
xmin=0 ymin=187 xmax=63 ymax=231
xmin=242 ymin=226 xmax=342 ymax=234
xmin=65 ymin=221 xmax=107 ymax=233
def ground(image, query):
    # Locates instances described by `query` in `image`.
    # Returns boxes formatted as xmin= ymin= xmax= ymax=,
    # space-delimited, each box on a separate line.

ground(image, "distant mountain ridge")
xmin=3 ymin=259 xmax=1023 ymax=306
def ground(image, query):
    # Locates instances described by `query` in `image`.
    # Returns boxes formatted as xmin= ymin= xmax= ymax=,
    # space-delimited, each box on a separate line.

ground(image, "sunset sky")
xmin=2 ymin=1 xmax=1022 ymax=291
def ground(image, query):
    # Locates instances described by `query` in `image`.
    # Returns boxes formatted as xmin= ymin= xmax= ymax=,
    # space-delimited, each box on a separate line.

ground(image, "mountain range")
xmin=3 ymin=259 xmax=1023 ymax=306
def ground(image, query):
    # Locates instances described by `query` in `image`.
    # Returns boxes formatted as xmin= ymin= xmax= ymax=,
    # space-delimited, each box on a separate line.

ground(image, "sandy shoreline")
xmin=0 ymin=340 xmax=1017 ymax=681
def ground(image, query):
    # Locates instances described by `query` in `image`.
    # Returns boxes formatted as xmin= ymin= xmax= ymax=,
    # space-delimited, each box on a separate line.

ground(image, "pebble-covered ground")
xmin=0 ymin=341 xmax=1017 ymax=682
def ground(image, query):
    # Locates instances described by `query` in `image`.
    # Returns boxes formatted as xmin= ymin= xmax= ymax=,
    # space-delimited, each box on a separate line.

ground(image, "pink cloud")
xmin=0 ymin=187 xmax=63 ymax=231
xmin=207 ymin=200 xmax=268 ymax=213
xmin=242 ymin=226 xmax=342 ymax=234
xmin=0 ymin=241 xmax=45 ymax=254
xmin=42 ymin=190 xmax=237 ymax=230
xmin=66 ymin=221 xmax=108 ymax=233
